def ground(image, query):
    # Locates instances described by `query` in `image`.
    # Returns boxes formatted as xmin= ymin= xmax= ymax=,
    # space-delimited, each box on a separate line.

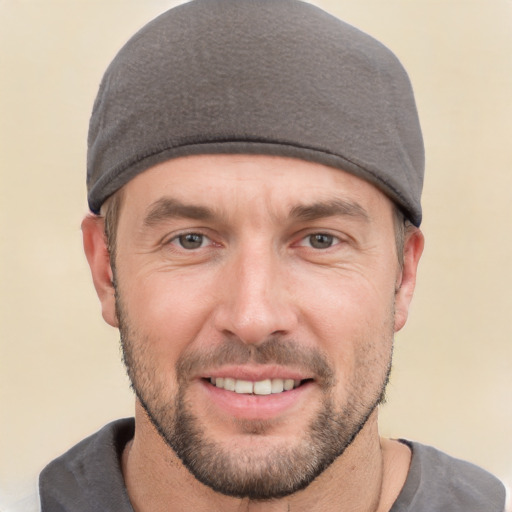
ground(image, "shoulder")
xmin=391 ymin=440 xmax=507 ymax=512
xmin=39 ymin=418 xmax=135 ymax=512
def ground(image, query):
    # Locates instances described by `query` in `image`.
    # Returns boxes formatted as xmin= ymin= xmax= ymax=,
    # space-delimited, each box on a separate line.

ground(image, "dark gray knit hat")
xmin=87 ymin=0 xmax=424 ymax=225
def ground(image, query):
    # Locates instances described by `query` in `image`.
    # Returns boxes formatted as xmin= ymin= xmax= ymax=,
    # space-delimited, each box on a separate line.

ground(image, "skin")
xmin=82 ymin=154 xmax=424 ymax=512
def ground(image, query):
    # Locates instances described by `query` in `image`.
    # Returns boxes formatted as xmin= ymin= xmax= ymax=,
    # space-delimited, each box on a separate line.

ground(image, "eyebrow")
xmin=142 ymin=196 xmax=370 ymax=228
xmin=289 ymin=199 xmax=370 ymax=222
xmin=143 ymin=198 xmax=216 ymax=227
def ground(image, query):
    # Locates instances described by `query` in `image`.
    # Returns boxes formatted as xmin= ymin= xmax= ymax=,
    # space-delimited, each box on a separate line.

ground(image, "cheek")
xmin=296 ymin=267 xmax=396 ymax=334
xmin=118 ymin=269 xmax=218 ymax=367
xmin=294 ymin=268 xmax=396 ymax=377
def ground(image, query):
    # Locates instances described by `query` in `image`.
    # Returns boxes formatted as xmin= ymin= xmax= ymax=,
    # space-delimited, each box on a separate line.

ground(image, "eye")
xmin=171 ymin=233 xmax=210 ymax=250
xmin=300 ymin=233 xmax=339 ymax=249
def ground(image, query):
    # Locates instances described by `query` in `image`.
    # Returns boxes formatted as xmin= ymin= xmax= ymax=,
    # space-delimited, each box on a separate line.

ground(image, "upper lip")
xmin=199 ymin=364 xmax=313 ymax=382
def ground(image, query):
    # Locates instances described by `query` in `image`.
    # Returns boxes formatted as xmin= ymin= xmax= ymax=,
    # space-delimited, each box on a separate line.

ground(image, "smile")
xmin=209 ymin=377 xmax=303 ymax=395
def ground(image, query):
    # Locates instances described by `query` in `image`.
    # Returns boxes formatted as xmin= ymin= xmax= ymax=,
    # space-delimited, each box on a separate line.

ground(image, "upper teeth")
xmin=210 ymin=377 xmax=301 ymax=395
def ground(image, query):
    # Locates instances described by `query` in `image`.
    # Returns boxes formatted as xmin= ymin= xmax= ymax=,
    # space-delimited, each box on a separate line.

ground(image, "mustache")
xmin=176 ymin=336 xmax=335 ymax=387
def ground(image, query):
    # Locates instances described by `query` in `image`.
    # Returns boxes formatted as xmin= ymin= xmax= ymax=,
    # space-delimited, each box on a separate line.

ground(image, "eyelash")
xmin=296 ymin=233 xmax=342 ymax=250
xmin=165 ymin=231 xmax=342 ymax=252
xmin=167 ymin=232 xmax=213 ymax=250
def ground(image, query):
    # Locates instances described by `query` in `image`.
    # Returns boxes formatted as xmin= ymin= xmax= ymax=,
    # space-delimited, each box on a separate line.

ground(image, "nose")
xmin=213 ymin=244 xmax=298 ymax=345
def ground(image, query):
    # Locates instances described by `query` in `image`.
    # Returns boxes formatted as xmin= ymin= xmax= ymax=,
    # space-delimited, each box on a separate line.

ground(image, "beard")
xmin=116 ymin=292 xmax=393 ymax=501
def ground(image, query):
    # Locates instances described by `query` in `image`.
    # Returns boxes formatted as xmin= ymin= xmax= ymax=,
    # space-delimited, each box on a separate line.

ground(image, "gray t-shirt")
xmin=39 ymin=418 xmax=506 ymax=511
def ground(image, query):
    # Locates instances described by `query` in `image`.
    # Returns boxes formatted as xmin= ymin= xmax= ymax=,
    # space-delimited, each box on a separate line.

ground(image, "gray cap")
xmin=87 ymin=0 xmax=424 ymax=225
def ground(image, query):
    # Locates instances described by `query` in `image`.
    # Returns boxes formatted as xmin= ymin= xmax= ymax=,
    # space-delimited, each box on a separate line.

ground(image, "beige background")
xmin=1 ymin=0 xmax=511 ymax=507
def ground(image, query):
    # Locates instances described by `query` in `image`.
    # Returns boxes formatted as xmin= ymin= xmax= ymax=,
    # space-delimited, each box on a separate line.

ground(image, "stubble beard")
xmin=116 ymin=292 xmax=393 ymax=501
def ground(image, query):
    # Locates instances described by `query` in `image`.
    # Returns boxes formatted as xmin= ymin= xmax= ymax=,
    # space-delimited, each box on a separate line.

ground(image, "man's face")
xmin=102 ymin=154 xmax=418 ymax=499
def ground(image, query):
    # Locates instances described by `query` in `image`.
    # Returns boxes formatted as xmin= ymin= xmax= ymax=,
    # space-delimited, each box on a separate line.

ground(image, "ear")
xmin=394 ymin=228 xmax=424 ymax=332
xmin=81 ymin=214 xmax=119 ymax=328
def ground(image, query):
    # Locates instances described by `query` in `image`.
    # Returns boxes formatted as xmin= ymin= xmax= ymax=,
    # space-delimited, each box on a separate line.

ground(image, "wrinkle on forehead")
xmin=121 ymin=154 xmax=390 ymax=230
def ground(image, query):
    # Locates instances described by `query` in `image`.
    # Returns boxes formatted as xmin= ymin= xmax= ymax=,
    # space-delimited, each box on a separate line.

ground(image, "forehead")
xmin=118 ymin=154 xmax=394 ymax=220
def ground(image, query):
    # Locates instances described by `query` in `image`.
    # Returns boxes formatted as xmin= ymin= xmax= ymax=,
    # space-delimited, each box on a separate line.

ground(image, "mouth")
xmin=208 ymin=377 xmax=309 ymax=395
xmin=198 ymin=372 xmax=316 ymax=421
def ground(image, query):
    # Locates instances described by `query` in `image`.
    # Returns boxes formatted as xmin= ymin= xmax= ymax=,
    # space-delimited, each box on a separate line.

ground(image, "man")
xmin=39 ymin=0 xmax=508 ymax=510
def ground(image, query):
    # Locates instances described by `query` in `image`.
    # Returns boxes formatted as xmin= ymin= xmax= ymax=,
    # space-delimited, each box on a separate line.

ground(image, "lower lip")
xmin=200 ymin=379 xmax=314 ymax=420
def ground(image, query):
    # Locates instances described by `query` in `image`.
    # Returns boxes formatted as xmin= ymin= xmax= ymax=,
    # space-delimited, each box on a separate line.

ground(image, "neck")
xmin=122 ymin=404 xmax=411 ymax=512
